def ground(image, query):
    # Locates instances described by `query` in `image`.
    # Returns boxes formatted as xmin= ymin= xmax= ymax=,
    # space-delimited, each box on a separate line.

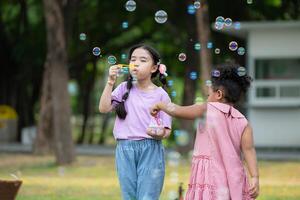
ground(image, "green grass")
xmin=0 ymin=154 xmax=299 ymax=200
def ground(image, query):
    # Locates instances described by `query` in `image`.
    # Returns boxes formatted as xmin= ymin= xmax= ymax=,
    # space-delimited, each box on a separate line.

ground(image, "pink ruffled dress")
xmin=185 ymin=102 xmax=253 ymax=200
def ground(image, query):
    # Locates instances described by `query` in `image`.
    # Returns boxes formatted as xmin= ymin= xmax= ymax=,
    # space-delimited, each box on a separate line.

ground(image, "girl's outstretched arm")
xmin=99 ymin=65 xmax=120 ymax=113
xmin=150 ymin=102 xmax=206 ymax=120
xmin=241 ymin=124 xmax=259 ymax=199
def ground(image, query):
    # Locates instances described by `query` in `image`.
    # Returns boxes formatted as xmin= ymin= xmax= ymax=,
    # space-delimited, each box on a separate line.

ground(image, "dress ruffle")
xmin=185 ymin=155 xmax=253 ymax=200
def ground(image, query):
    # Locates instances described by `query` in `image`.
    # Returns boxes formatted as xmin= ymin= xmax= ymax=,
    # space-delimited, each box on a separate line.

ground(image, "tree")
xmin=34 ymin=0 xmax=75 ymax=164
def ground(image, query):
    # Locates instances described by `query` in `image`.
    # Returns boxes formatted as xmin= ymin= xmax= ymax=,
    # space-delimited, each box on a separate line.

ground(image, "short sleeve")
xmin=159 ymin=91 xmax=172 ymax=129
xmin=111 ymin=82 xmax=127 ymax=108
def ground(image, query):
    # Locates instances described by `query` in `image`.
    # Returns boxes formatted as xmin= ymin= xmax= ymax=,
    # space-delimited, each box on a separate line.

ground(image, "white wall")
xmin=248 ymin=28 xmax=300 ymax=58
xmin=249 ymin=107 xmax=300 ymax=147
xmin=247 ymin=27 xmax=300 ymax=147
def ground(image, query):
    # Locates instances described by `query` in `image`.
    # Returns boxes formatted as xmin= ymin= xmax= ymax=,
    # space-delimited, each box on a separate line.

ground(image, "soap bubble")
xmin=214 ymin=48 xmax=220 ymax=54
xmin=92 ymin=47 xmax=101 ymax=56
xmin=237 ymin=66 xmax=247 ymax=76
xmin=79 ymin=33 xmax=86 ymax=41
xmin=167 ymin=151 xmax=181 ymax=167
xmin=194 ymin=43 xmax=201 ymax=50
xmin=125 ymin=0 xmax=136 ymax=12
xmin=174 ymin=130 xmax=189 ymax=146
xmin=187 ymin=4 xmax=196 ymax=15
xmin=224 ymin=18 xmax=232 ymax=26
xmin=205 ymin=80 xmax=212 ymax=87
xmin=207 ymin=42 xmax=213 ymax=49
xmin=122 ymin=21 xmax=128 ymax=29
xmin=194 ymin=0 xmax=201 ymax=9
xmin=155 ymin=10 xmax=168 ymax=24
xmin=167 ymin=80 xmax=174 ymax=87
xmin=178 ymin=53 xmax=187 ymax=61
xmin=171 ymin=90 xmax=177 ymax=97
xmin=189 ymin=71 xmax=198 ymax=80
xmin=229 ymin=41 xmax=238 ymax=51
xmin=107 ymin=55 xmax=117 ymax=65
xmin=237 ymin=47 xmax=246 ymax=55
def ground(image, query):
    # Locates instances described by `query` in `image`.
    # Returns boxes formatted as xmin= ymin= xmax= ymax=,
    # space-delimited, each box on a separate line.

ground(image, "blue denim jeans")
xmin=115 ymin=139 xmax=165 ymax=200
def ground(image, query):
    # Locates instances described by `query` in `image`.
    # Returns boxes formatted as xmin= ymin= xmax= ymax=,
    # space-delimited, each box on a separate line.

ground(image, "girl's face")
xmin=129 ymin=48 xmax=158 ymax=80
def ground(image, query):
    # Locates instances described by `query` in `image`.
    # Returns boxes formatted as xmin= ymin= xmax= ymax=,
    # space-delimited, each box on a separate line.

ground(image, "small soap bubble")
xmin=224 ymin=18 xmax=232 ymax=26
xmin=247 ymin=0 xmax=253 ymax=4
xmin=187 ymin=4 xmax=196 ymax=15
xmin=194 ymin=43 xmax=201 ymax=51
xmin=171 ymin=90 xmax=177 ymax=97
xmin=178 ymin=53 xmax=187 ymax=61
xmin=167 ymin=151 xmax=181 ymax=167
xmin=189 ymin=71 xmax=198 ymax=80
xmin=125 ymin=0 xmax=136 ymax=12
xmin=194 ymin=0 xmax=201 ymax=9
xmin=237 ymin=66 xmax=247 ymax=76
xmin=122 ymin=21 xmax=129 ymax=29
xmin=234 ymin=22 xmax=241 ymax=30
xmin=207 ymin=42 xmax=213 ymax=49
xmin=92 ymin=47 xmax=101 ymax=56
xmin=214 ymin=48 xmax=220 ymax=54
xmin=79 ymin=33 xmax=86 ymax=41
xmin=155 ymin=10 xmax=168 ymax=24
xmin=107 ymin=55 xmax=117 ymax=65
xmin=211 ymin=69 xmax=220 ymax=77
xmin=167 ymin=80 xmax=174 ymax=87
xmin=205 ymin=80 xmax=212 ymax=87
xmin=121 ymin=53 xmax=127 ymax=60
xmin=229 ymin=41 xmax=238 ymax=51
xmin=237 ymin=47 xmax=246 ymax=55
xmin=174 ymin=130 xmax=190 ymax=146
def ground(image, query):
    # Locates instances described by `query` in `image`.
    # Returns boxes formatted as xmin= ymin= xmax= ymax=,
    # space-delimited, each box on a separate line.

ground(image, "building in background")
xmin=215 ymin=21 xmax=300 ymax=148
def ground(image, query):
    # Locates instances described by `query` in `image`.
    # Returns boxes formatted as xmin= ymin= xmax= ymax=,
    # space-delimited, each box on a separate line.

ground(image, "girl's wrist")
xmin=107 ymin=78 xmax=115 ymax=86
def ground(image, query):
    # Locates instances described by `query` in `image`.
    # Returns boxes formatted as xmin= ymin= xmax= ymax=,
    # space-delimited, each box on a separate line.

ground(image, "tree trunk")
xmin=35 ymin=0 xmax=75 ymax=164
xmin=77 ymin=60 xmax=97 ymax=144
xmin=98 ymin=114 xmax=111 ymax=145
xmin=196 ymin=0 xmax=212 ymax=95
xmin=34 ymin=66 xmax=53 ymax=154
xmin=176 ymin=2 xmax=200 ymax=154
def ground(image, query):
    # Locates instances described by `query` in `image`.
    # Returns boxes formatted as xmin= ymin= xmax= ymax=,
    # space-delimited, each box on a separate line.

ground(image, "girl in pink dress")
xmin=149 ymin=64 xmax=259 ymax=199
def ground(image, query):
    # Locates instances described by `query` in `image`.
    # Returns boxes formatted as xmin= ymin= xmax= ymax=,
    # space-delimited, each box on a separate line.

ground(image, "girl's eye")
xmin=130 ymin=59 xmax=136 ymax=62
xmin=141 ymin=60 xmax=146 ymax=62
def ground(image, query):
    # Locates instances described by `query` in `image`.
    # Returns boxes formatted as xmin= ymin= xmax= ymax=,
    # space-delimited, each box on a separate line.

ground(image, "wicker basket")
xmin=0 ymin=180 xmax=22 ymax=200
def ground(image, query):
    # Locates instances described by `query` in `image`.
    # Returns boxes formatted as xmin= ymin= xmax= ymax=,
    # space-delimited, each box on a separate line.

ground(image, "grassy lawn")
xmin=0 ymin=153 xmax=300 ymax=200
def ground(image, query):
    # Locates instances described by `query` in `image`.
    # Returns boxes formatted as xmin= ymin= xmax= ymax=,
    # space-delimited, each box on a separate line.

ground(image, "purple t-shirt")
xmin=111 ymin=81 xmax=172 ymax=140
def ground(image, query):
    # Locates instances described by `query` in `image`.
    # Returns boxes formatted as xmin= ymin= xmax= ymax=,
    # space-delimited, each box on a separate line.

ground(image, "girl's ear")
xmin=151 ymin=64 xmax=158 ymax=73
xmin=216 ymin=89 xmax=224 ymax=100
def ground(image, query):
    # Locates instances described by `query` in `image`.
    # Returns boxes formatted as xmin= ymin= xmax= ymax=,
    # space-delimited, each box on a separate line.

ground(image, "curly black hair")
xmin=211 ymin=64 xmax=252 ymax=104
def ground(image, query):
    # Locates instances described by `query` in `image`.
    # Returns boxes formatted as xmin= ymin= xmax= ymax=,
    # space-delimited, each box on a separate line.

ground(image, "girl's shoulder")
xmin=207 ymin=102 xmax=246 ymax=119
xmin=156 ymin=87 xmax=171 ymax=99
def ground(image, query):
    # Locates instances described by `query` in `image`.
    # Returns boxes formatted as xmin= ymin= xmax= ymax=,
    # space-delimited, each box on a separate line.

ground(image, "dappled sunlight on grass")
xmin=0 ymin=154 xmax=299 ymax=200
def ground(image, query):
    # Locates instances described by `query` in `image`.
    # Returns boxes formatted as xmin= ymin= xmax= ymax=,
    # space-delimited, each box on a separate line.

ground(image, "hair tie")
xmin=159 ymin=64 xmax=168 ymax=77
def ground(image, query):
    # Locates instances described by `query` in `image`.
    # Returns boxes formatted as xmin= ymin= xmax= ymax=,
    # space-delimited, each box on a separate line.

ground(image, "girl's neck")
xmin=218 ymin=99 xmax=234 ymax=106
xmin=136 ymin=78 xmax=156 ymax=91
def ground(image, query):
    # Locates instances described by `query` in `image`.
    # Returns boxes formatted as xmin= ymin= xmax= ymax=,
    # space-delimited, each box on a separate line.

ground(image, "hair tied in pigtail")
xmin=211 ymin=69 xmax=221 ymax=77
xmin=159 ymin=63 xmax=168 ymax=77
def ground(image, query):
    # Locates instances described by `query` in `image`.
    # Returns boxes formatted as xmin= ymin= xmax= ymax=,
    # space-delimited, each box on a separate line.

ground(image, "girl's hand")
xmin=108 ymin=65 xmax=120 ymax=82
xmin=150 ymin=103 xmax=161 ymax=117
xmin=249 ymin=176 xmax=259 ymax=199
xmin=147 ymin=128 xmax=170 ymax=140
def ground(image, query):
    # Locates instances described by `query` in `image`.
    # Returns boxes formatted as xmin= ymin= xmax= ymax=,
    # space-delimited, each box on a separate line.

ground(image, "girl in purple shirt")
xmin=99 ymin=44 xmax=172 ymax=200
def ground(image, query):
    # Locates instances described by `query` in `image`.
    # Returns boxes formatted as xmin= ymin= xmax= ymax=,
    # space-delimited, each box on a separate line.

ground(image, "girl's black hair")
xmin=211 ymin=64 xmax=252 ymax=104
xmin=114 ymin=44 xmax=167 ymax=119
